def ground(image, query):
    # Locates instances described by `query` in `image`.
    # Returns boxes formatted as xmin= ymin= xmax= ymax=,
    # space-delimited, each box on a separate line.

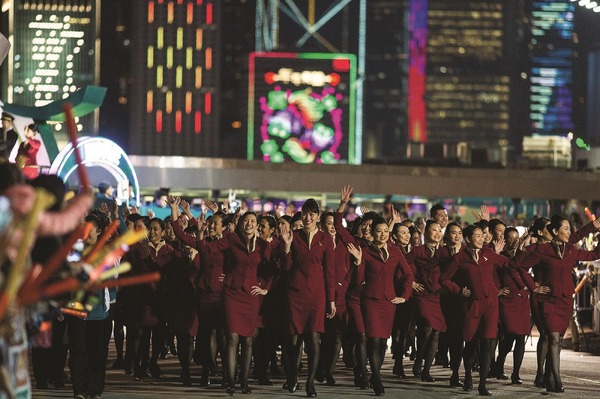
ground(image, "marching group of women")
xmin=71 ymin=184 xmax=600 ymax=397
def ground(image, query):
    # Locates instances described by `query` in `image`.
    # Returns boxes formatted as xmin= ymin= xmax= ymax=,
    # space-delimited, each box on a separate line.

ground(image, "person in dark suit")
xmin=517 ymin=215 xmax=600 ymax=393
xmin=1 ymin=112 xmax=18 ymax=159
xmin=279 ymin=199 xmax=336 ymax=398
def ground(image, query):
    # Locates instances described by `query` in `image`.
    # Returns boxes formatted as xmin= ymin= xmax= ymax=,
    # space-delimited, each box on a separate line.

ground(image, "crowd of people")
xmin=2 ymin=165 xmax=599 ymax=398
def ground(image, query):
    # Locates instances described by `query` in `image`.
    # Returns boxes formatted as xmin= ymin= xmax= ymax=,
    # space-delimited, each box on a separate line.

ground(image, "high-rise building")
xmin=2 ymin=0 xmax=100 ymax=133
xmin=128 ymin=0 xmax=220 ymax=156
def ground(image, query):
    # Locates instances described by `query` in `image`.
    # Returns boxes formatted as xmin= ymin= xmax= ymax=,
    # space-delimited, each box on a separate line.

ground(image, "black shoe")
xmin=241 ymin=385 xmax=252 ymax=394
xmin=547 ymin=383 xmax=565 ymax=393
xmin=495 ymin=373 xmax=508 ymax=380
xmin=315 ymin=370 xmax=325 ymax=383
xmin=371 ymin=376 xmax=385 ymax=396
xmin=257 ymin=376 xmax=273 ymax=386
xmin=181 ymin=372 xmax=192 ymax=387
xmin=287 ymin=381 xmax=301 ymax=393
xmin=449 ymin=375 xmax=463 ymax=388
xmin=124 ymin=367 xmax=133 ymax=376
xmin=463 ymin=378 xmax=473 ymax=392
xmin=478 ymin=387 xmax=492 ymax=396
xmin=159 ymin=347 xmax=169 ymax=359
xmin=306 ymin=384 xmax=317 ymax=397
xmin=325 ymin=374 xmax=336 ymax=386
xmin=393 ymin=362 xmax=406 ymax=378
xmin=510 ymin=374 xmax=522 ymax=385
xmin=148 ymin=359 xmax=161 ymax=378
xmin=111 ymin=358 xmax=124 ymax=370
xmin=226 ymin=385 xmax=235 ymax=396
xmin=420 ymin=373 xmax=435 ymax=382
xmin=534 ymin=375 xmax=545 ymax=388
xmin=412 ymin=364 xmax=421 ymax=378
xmin=199 ymin=373 xmax=210 ymax=387
xmin=169 ymin=344 xmax=177 ymax=356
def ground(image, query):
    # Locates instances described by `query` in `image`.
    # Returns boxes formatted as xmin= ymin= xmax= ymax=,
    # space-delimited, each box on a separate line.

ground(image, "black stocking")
xmin=304 ymin=332 xmax=321 ymax=390
xmin=322 ymin=333 xmax=342 ymax=378
xmin=423 ymin=329 xmax=439 ymax=376
xmin=367 ymin=337 xmax=384 ymax=382
xmin=535 ymin=333 xmax=548 ymax=384
xmin=176 ymin=334 xmax=193 ymax=374
xmin=224 ymin=332 xmax=240 ymax=388
xmin=239 ymin=334 xmax=254 ymax=388
xmin=478 ymin=338 xmax=492 ymax=391
xmin=355 ymin=333 xmax=368 ymax=379
xmin=449 ymin=334 xmax=464 ymax=381
xmin=546 ymin=332 xmax=562 ymax=390
xmin=512 ymin=335 xmax=525 ymax=378
xmin=463 ymin=340 xmax=477 ymax=386
xmin=495 ymin=334 xmax=515 ymax=375
xmin=286 ymin=334 xmax=302 ymax=386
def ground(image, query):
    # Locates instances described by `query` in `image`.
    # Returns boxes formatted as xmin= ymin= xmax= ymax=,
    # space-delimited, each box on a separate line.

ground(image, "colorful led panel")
xmin=248 ymin=52 xmax=357 ymax=164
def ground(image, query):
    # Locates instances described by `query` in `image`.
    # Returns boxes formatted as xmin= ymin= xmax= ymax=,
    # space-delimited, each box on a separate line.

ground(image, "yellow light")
xmin=195 ymin=67 xmax=202 ymax=89
xmin=167 ymin=46 xmax=173 ymax=69
xmin=205 ymin=47 xmax=212 ymax=70
xmin=186 ymin=92 xmax=192 ymax=114
xmin=147 ymin=91 xmax=153 ymax=113
xmin=176 ymin=66 xmax=183 ymax=88
xmin=147 ymin=46 xmax=154 ymax=68
xmin=186 ymin=47 xmax=193 ymax=69
xmin=196 ymin=29 xmax=203 ymax=50
xmin=157 ymin=27 xmax=164 ymax=49
xmin=177 ymin=27 xmax=183 ymax=50
xmin=232 ymin=121 xmax=242 ymax=129
xmin=166 ymin=91 xmax=173 ymax=114
xmin=156 ymin=65 xmax=163 ymax=88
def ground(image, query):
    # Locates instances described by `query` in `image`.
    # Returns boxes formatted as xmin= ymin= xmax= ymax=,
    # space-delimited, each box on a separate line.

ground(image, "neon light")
xmin=177 ymin=27 xmax=184 ymax=49
xmin=146 ymin=91 xmax=153 ymax=113
xmin=177 ymin=0 xmax=183 ymax=4
xmin=156 ymin=110 xmax=163 ymax=132
xmin=195 ymin=111 xmax=201 ymax=133
xmin=206 ymin=47 xmax=212 ymax=70
xmin=166 ymin=91 xmax=173 ymax=114
xmin=205 ymin=92 xmax=212 ymax=114
xmin=156 ymin=65 xmax=163 ymax=87
xmin=206 ymin=3 xmax=213 ymax=25
xmin=168 ymin=1 xmax=174 ymax=24
xmin=157 ymin=27 xmax=164 ymax=49
xmin=186 ymin=92 xmax=192 ymax=113
xmin=147 ymin=46 xmax=154 ymax=68
xmin=195 ymin=66 xmax=202 ymax=88
xmin=408 ymin=0 xmax=427 ymax=143
xmin=148 ymin=1 xmax=155 ymax=23
xmin=176 ymin=66 xmax=183 ymax=88
xmin=187 ymin=3 xmax=194 ymax=24
xmin=186 ymin=47 xmax=193 ymax=69
xmin=167 ymin=46 xmax=173 ymax=69
xmin=197 ymin=0 xmax=203 ymax=5
xmin=196 ymin=28 xmax=203 ymax=50
xmin=175 ymin=110 xmax=182 ymax=133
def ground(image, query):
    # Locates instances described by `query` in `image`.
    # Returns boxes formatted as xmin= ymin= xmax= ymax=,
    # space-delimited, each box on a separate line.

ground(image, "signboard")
xmin=248 ymin=52 xmax=357 ymax=164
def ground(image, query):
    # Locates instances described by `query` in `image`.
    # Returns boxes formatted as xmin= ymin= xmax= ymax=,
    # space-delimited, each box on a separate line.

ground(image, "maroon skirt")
xmin=530 ymin=293 xmax=545 ymax=335
xmin=413 ymin=292 xmax=447 ymax=332
xmin=499 ymin=293 xmax=530 ymax=335
xmin=393 ymin=299 xmax=415 ymax=332
xmin=361 ymin=297 xmax=395 ymax=339
xmin=463 ymin=297 xmax=499 ymax=342
xmin=197 ymin=290 xmax=223 ymax=330
xmin=287 ymin=288 xmax=326 ymax=334
xmin=345 ymin=288 xmax=365 ymax=334
xmin=223 ymin=287 xmax=260 ymax=337
xmin=324 ymin=302 xmax=348 ymax=335
xmin=539 ymin=296 xmax=573 ymax=335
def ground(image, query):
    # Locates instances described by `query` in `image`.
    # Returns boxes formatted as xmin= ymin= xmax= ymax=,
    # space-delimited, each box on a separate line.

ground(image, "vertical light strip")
xmin=407 ymin=0 xmax=428 ymax=143
xmin=196 ymin=28 xmax=203 ymax=50
xmin=185 ymin=92 xmax=192 ymax=114
xmin=195 ymin=66 xmax=202 ymax=88
xmin=156 ymin=110 xmax=163 ymax=133
xmin=146 ymin=91 xmax=153 ymax=113
xmin=148 ymin=1 xmax=155 ymax=23
xmin=186 ymin=47 xmax=193 ymax=69
xmin=166 ymin=91 xmax=173 ymax=114
xmin=175 ymin=111 xmax=182 ymax=133
xmin=176 ymin=66 xmax=183 ymax=88
xmin=177 ymin=27 xmax=184 ymax=49
xmin=167 ymin=46 xmax=174 ymax=69
xmin=167 ymin=1 xmax=174 ymax=23
xmin=194 ymin=111 xmax=201 ymax=133
xmin=156 ymin=65 xmax=164 ymax=87
xmin=204 ymin=92 xmax=212 ymax=114
xmin=187 ymin=2 xmax=194 ymax=24
xmin=147 ymin=46 xmax=154 ymax=68
xmin=157 ymin=27 xmax=164 ymax=49
xmin=205 ymin=47 xmax=212 ymax=70
xmin=206 ymin=3 xmax=213 ymax=24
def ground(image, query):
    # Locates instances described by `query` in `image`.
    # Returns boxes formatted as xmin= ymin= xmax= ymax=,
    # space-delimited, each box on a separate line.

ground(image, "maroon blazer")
xmin=282 ymin=229 xmax=336 ymax=303
xmin=440 ymin=247 xmax=518 ymax=300
xmin=201 ymin=232 xmax=272 ymax=293
xmin=405 ymin=245 xmax=451 ymax=294
xmin=331 ymin=234 xmax=351 ymax=304
xmin=356 ymin=243 xmax=414 ymax=302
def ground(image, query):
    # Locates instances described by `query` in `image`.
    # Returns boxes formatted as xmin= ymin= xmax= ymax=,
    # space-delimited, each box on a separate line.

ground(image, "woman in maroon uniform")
xmin=492 ymin=227 xmax=530 ymax=384
xmin=279 ymin=199 xmax=336 ymax=398
xmin=440 ymin=224 xmax=524 ymax=396
xmin=405 ymin=220 xmax=448 ymax=382
xmin=199 ymin=211 xmax=272 ymax=395
xmin=517 ymin=215 xmax=600 ymax=393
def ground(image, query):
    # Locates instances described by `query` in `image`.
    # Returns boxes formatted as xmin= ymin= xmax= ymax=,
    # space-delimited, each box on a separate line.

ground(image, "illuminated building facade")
xmin=129 ymin=0 xmax=220 ymax=156
xmin=5 ymin=0 xmax=99 ymax=133
xmin=529 ymin=0 xmax=575 ymax=137
xmin=402 ymin=0 xmax=530 ymax=165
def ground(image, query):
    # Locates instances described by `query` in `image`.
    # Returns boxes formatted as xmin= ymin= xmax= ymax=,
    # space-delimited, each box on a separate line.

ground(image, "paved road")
xmin=33 ymin=336 xmax=600 ymax=398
